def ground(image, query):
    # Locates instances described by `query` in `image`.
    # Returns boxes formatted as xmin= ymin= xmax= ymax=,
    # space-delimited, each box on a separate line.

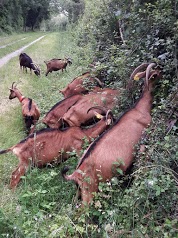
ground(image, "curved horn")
xmin=145 ymin=63 xmax=157 ymax=89
xmin=67 ymin=58 xmax=72 ymax=65
xmin=87 ymin=106 xmax=107 ymax=114
xmin=106 ymin=110 xmax=114 ymax=125
xmin=11 ymin=82 xmax=16 ymax=89
xmin=106 ymin=109 xmax=113 ymax=119
xmin=130 ymin=63 xmax=149 ymax=80
xmin=94 ymin=77 xmax=104 ymax=87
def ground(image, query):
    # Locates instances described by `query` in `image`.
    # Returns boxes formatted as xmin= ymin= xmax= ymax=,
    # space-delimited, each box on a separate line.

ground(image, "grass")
xmin=0 ymin=31 xmax=177 ymax=238
xmin=0 ymin=31 xmax=91 ymax=237
xmin=0 ymin=32 xmax=46 ymax=58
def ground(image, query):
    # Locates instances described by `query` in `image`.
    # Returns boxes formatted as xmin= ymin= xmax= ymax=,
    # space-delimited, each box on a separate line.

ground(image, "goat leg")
xmin=80 ymin=179 xmax=98 ymax=206
xmin=10 ymin=161 xmax=29 ymax=189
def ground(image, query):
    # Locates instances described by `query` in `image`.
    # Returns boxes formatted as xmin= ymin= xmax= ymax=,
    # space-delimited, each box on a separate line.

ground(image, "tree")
xmin=20 ymin=0 xmax=50 ymax=31
xmin=50 ymin=0 xmax=85 ymax=23
xmin=0 ymin=0 xmax=23 ymax=33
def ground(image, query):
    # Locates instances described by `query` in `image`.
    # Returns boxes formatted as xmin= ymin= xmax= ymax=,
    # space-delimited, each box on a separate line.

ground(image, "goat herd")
xmin=0 ymin=53 xmax=161 ymax=206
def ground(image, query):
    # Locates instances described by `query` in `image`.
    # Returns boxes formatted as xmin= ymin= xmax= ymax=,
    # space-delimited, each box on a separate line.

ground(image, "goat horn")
xmin=106 ymin=110 xmax=113 ymax=125
xmin=145 ymin=63 xmax=157 ymax=89
xmin=130 ymin=63 xmax=149 ymax=80
xmin=87 ymin=106 xmax=107 ymax=114
xmin=11 ymin=82 xmax=17 ymax=88
xmin=94 ymin=77 xmax=104 ymax=87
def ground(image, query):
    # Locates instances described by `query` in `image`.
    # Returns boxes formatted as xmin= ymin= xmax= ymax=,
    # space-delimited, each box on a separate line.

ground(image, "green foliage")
xmin=69 ymin=0 xmax=178 ymax=237
xmin=0 ymin=0 xmax=50 ymax=34
xmin=47 ymin=14 xmax=69 ymax=31
xmin=53 ymin=0 xmax=85 ymax=23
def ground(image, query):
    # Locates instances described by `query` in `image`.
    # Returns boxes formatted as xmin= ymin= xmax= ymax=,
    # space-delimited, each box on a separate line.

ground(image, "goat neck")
xmin=134 ymin=64 xmax=161 ymax=115
xmin=82 ymin=111 xmax=112 ymax=138
xmin=15 ymin=89 xmax=25 ymax=103
xmin=135 ymin=80 xmax=154 ymax=115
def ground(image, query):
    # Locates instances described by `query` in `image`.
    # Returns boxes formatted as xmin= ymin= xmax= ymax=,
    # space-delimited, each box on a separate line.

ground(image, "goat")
xmin=19 ymin=53 xmax=40 ymax=76
xmin=60 ymin=88 xmax=119 ymax=127
xmin=9 ymin=82 xmax=40 ymax=134
xmin=59 ymin=72 xmax=104 ymax=98
xmin=42 ymin=94 xmax=83 ymax=128
xmin=62 ymin=62 xmax=161 ymax=205
xmin=0 ymin=110 xmax=113 ymax=189
xmin=44 ymin=58 xmax=72 ymax=76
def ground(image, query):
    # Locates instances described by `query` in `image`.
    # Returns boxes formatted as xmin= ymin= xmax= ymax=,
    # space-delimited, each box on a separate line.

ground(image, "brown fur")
xmin=62 ymin=63 xmax=161 ymax=205
xmin=0 ymin=111 xmax=113 ymax=189
xmin=61 ymin=88 xmax=119 ymax=127
xmin=9 ymin=83 xmax=40 ymax=134
xmin=60 ymin=72 xmax=104 ymax=98
xmin=44 ymin=58 xmax=72 ymax=76
xmin=42 ymin=94 xmax=83 ymax=128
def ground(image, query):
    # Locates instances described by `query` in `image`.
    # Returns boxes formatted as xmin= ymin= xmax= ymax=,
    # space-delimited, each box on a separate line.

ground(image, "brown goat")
xmin=62 ymin=62 xmax=161 ymax=205
xmin=9 ymin=82 xmax=40 ymax=134
xmin=0 ymin=110 xmax=113 ymax=189
xmin=60 ymin=88 xmax=119 ymax=127
xmin=42 ymin=94 xmax=83 ymax=128
xmin=59 ymin=72 xmax=104 ymax=98
xmin=44 ymin=58 xmax=72 ymax=76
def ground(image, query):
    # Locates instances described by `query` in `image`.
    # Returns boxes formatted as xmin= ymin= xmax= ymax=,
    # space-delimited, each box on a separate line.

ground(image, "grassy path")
xmin=0 ymin=31 xmax=89 ymax=238
xmin=0 ymin=37 xmax=27 ymax=49
xmin=0 ymin=32 xmax=45 ymax=58
xmin=0 ymin=35 xmax=46 ymax=67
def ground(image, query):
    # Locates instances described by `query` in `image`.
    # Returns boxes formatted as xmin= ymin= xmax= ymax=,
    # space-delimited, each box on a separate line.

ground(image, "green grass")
xmin=0 ymin=33 xmax=31 ymax=46
xmin=0 ymin=31 xmax=177 ymax=238
xmin=0 ymin=31 xmax=91 ymax=237
xmin=0 ymin=32 xmax=46 ymax=58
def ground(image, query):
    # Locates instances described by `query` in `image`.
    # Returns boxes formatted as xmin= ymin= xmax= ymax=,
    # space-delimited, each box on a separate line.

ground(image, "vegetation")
xmin=0 ymin=0 xmax=50 ymax=33
xmin=0 ymin=0 xmax=85 ymax=34
xmin=0 ymin=0 xmax=177 ymax=237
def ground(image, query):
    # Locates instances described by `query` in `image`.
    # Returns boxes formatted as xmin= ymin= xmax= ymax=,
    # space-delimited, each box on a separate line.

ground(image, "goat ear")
xmin=106 ymin=118 xmax=112 ymax=125
xmin=59 ymin=90 xmax=64 ymax=94
xmin=148 ymin=70 xmax=161 ymax=80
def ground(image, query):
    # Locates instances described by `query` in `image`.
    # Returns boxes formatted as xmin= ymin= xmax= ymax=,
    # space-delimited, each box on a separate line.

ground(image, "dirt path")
xmin=0 ymin=35 xmax=45 ymax=68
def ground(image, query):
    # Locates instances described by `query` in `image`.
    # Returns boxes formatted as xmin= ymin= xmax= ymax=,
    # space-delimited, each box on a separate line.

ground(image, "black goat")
xmin=19 ymin=53 xmax=40 ymax=76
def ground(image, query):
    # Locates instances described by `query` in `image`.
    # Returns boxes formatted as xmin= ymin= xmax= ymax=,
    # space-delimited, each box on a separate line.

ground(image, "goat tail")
xmin=0 ymin=148 xmax=11 ymax=155
xmin=94 ymin=77 xmax=104 ymax=88
xmin=61 ymin=166 xmax=70 ymax=179
xmin=25 ymin=115 xmax=34 ymax=130
xmin=28 ymin=98 xmax=32 ymax=111
xmin=61 ymin=166 xmax=74 ymax=182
